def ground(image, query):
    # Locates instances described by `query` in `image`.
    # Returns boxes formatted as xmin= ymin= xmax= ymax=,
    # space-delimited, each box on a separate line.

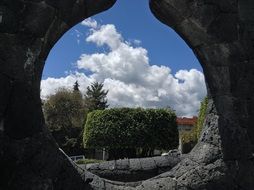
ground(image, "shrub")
xmin=195 ymin=97 xmax=208 ymax=139
xmin=43 ymin=88 xmax=87 ymax=155
xmin=83 ymin=108 xmax=178 ymax=159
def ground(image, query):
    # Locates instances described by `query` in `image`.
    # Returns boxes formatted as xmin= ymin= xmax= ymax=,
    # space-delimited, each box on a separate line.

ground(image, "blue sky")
xmin=41 ymin=0 xmax=206 ymax=116
xmin=43 ymin=0 xmax=202 ymax=79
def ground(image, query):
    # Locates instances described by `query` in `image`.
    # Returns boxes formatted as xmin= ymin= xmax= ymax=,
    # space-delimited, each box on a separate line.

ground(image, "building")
xmin=177 ymin=116 xmax=198 ymax=153
xmin=177 ymin=116 xmax=197 ymax=132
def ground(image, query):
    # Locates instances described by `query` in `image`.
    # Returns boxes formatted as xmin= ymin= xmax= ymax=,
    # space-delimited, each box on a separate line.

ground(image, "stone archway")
xmin=1 ymin=0 xmax=254 ymax=189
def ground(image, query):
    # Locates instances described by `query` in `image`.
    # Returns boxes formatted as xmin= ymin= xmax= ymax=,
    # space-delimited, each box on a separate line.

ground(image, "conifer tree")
xmin=85 ymin=82 xmax=109 ymax=111
xmin=73 ymin=81 xmax=80 ymax=92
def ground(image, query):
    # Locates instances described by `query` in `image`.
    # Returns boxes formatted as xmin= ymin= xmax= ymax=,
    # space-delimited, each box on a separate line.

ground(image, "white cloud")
xmin=41 ymin=72 xmax=93 ymax=99
xmin=86 ymin=24 xmax=122 ymax=50
xmin=76 ymin=43 xmax=149 ymax=85
xmin=81 ymin=18 xmax=98 ymax=29
xmin=42 ymin=20 xmax=207 ymax=117
xmin=133 ymin=39 xmax=141 ymax=46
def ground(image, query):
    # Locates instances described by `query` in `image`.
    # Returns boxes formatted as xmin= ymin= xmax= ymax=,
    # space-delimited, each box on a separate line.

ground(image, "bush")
xmin=43 ymin=88 xmax=87 ymax=155
xmin=83 ymin=108 xmax=178 ymax=159
xmin=195 ymin=97 xmax=208 ymax=139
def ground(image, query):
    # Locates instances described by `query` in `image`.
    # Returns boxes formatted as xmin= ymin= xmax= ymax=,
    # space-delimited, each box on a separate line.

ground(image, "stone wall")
xmin=1 ymin=0 xmax=254 ymax=189
xmin=0 ymin=1 xmax=116 ymax=189
xmin=80 ymin=152 xmax=182 ymax=182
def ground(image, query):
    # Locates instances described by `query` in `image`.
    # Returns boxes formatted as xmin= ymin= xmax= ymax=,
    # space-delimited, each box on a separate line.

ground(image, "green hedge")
xmin=83 ymin=108 xmax=178 ymax=152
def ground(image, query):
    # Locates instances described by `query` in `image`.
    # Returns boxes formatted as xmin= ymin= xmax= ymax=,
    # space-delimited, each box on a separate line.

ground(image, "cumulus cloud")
xmin=41 ymin=72 xmax=93 ymax=99
xmin=42 ymin=20 xmax=207 ymax=117
xmin=86 ymin=24 xmax=122 ymax=50
xmin=81 ymin=18 xmax=98 ymax=29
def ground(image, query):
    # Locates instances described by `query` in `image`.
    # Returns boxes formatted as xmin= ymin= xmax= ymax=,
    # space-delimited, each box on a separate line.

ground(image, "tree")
xmin=85 ymin=82 xmax=109 ymax=111
xmin=73 ymin=81 xmax=80 ymax=92
xmin=43 ymin=88 xmax=87 ymax=155
xmin=83 ymin=108 xmax=178 ymax=159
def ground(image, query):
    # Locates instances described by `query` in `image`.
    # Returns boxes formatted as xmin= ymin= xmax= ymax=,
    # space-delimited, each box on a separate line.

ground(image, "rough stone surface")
xmin=1 ymin=0 xmax=254 ymax=189
xmin=0 ymin=0 xmax=116 ymax=189
xmin=80 ymin=153 xmax=182 ymax=182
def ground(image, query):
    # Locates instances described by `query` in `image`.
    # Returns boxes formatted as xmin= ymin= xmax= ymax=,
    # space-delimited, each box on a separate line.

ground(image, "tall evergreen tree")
xmin=85 ymin=82 xmax=109 ymax=111
xmin=73 ymin=81 xmax=80 ymax=92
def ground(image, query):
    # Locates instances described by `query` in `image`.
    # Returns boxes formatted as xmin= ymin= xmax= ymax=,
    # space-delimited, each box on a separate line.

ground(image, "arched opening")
xmin=41 ymin=0 xmax=207 ymax=183
xmin=42 ymin=1 xmax=206 ymax=116
xmin=1 ymin=0 xmax=254 ymax=189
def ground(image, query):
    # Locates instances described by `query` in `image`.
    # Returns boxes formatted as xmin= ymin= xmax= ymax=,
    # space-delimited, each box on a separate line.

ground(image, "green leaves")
xmin=85 ymin=82 xmax=109 ymax=111
xmin=83 ymin=108 xmax=178 ymax=152
xmin=43 ymin=88 xmax=87 ymax=155
xmin=196 ymin=97 xmax=208 ymax=139
xmin=42 ymin=81 xmax=110 ymax=156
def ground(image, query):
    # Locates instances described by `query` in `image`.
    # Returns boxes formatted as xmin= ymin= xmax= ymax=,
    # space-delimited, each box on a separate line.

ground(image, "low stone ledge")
xmin=80 ymin=152 xmax=183 ymax=182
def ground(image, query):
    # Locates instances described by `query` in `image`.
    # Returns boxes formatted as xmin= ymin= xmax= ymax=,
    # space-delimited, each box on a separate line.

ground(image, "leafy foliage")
xmin=85 ymin=82 xmax=109 ymax=111
xmin=83 ymin=108 xmax=178 ymax=158
xmin=42 ymin=81 xmax=110 ymax=156
xmin=195 ymin=96 xmax=208 ymax=139
xmin=43 ymin=88 xmax=87 ymax=155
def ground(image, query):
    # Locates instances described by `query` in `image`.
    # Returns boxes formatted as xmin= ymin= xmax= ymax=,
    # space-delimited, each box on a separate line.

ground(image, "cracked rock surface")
xmin=80 ymin=151 xmax=183 ymax=182
xmin=1 ymin=0 xmax=254 ymax=189
xmin=0 ymin=0 xmax=116 ymax=189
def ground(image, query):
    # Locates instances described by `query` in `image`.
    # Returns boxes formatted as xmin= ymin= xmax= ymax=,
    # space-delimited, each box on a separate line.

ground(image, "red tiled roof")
xmin=177 ymin=116 xmax=197 ymax=126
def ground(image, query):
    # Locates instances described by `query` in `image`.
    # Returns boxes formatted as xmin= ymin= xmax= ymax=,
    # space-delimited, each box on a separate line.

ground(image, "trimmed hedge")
xmin=83 ymin=108 xmax=178 ymax=153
